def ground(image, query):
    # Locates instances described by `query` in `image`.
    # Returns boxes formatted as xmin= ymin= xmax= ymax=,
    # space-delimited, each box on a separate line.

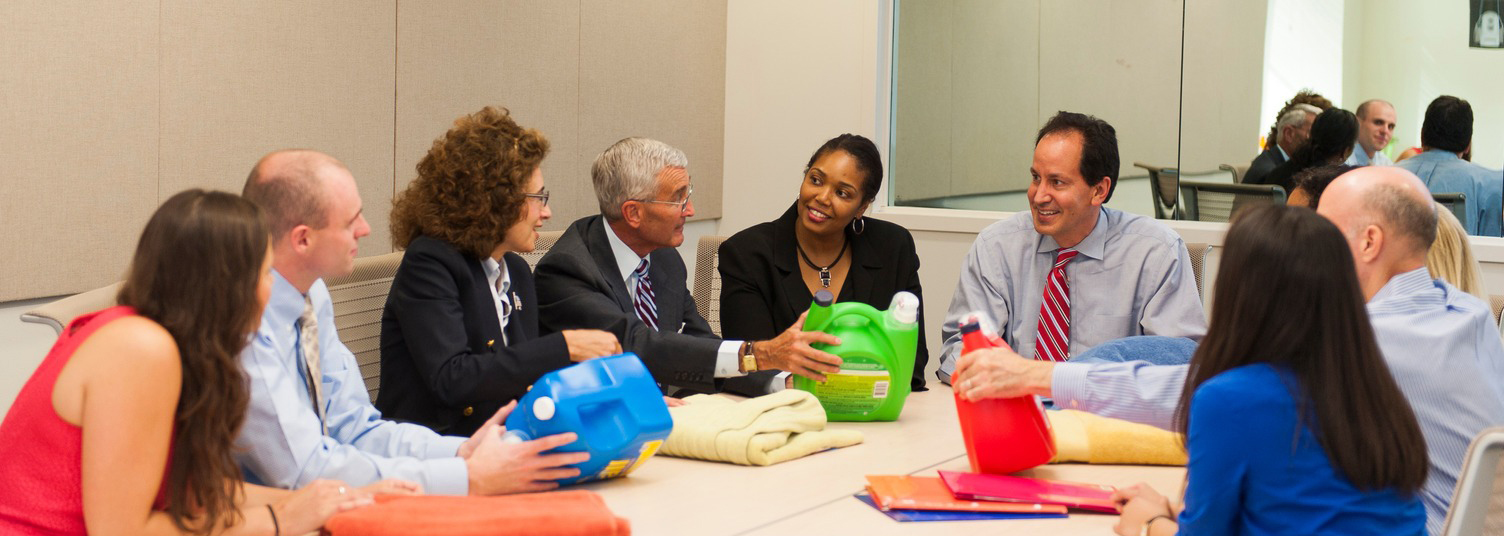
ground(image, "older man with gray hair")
xmin=1246 ymin=103 xmax=1321 ymax=185
xmin=535 ymin=137 xmax=842 ymax=395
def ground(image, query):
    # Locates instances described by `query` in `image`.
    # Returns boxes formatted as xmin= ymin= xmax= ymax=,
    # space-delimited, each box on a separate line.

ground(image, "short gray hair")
xmin=1278 ymin=103 xmax=1322 ymax=131
xmin=1362 ymin=183 xmax=1437 ymax=255
xmin=592 ymin=137 xmax=689 ymax=221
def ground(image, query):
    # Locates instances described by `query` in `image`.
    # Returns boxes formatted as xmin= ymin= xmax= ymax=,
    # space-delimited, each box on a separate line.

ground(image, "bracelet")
xmin=1139 ymin=514 xmax=1174 ymax=536
xmin=266 ymin=504 xmax=280 ymax=536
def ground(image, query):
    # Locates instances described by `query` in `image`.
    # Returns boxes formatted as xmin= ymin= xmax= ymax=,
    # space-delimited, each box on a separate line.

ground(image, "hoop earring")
xmin=851 ymin=216 xmax=866 ymax=235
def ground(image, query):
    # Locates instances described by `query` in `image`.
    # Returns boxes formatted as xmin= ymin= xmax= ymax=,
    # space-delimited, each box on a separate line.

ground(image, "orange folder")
xmin=863 ymin=475 xmax=1067 ymax=515
xmin=322 ymin=490 xmax=630 ymax=536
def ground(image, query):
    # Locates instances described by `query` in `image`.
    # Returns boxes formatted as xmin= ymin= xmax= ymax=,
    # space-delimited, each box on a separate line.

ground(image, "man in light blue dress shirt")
xmin=953 ymin=167 xmax=1504 ymax=534
xmin=1345 ymin=99 xmax=1396 ymax=167
xmin=234 ymin=150 xmax=588 ymax=496
xmin=936 ymin=112 xmax=1207 ymax=383
xmin=1398 ymin=95 xmax=1503 ymax=237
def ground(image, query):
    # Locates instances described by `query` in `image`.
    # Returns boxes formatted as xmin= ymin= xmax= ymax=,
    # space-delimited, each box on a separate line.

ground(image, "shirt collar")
xmin=603 ymin=220 xmax=648 ymax=283
xmin=1036 ymin=207 xmax=1109 ymax=260
xmin=265 ymin=269 xmax=309 ymax=334
xmin=1350 ymin=141 xmax=1371 ymax=165
xmin=1277 ymin=145 xmax=1291 ymax=162
xmin=1367 ymin=266 xmax=1436 ymax=307
xmin=481 ymin=256 xmax=511 ymax=291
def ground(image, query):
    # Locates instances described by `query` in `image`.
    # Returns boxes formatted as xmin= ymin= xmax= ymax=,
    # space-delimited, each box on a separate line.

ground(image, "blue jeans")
xmin=1070 ymin=336 xmax=1197 ymax=366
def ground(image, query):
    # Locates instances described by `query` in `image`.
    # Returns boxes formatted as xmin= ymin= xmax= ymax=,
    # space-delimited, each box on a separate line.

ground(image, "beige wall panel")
xmin=1180 ymin=0 xmax=1266 ymax=172
xmin=949 ymin=0 xmax=1040 ymax=200
xmin=721 ymin=0 xmax=879 ymax=234
xmin=1039 ymin=0 xmax=1182 ymax=187
xmin=395 ymin=1 xmax=587 ymax=234
xmin=892 ymin=0 xmax=954 ymax=203
xmin=158 ymin=1 xmax=398 ymax=254
xmin=579 ymin=0 xmax=725 ymax=222
xmin=0 ymin=1 xmax=160 ymax=301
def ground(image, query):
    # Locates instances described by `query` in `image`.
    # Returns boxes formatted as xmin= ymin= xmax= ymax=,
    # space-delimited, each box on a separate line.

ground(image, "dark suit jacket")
xmin=376 ymin=235 xmax=570 ymax=436
xmin=1258 ymin=158 xmax=1306 ymax=193
xmin=534 ymin=216 xmax=721 ymax=392
xmin=1244 ymin=147 xmax=1286 ymax=186
xmin=718 ymin=204 xmax=930 ymax=391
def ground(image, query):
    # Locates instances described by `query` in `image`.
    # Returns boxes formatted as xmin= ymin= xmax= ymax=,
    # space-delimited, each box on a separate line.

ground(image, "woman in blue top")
xmin=1114 ymin=204 xmax=1428 ymax=535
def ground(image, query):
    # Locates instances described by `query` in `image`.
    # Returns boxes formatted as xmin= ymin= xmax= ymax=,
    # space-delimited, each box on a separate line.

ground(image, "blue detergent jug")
xmin=502 ymin=353 xmax=673 ymax=485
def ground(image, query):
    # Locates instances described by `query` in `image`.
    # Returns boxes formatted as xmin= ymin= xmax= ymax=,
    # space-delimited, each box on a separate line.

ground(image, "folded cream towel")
xmin=660 ymin=390 xmax=864 ymax=466
xmin=1047 ymin=409 xmax=1187 ymax=466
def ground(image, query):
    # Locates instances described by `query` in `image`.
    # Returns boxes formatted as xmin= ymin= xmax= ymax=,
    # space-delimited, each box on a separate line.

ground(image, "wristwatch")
xmin=739 ymin=341 xmax=759 ymax=374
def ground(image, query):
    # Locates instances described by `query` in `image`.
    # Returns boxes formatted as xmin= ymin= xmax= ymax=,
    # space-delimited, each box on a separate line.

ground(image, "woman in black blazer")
xmin=377 ymin=106 xmax=620 ymax=436
xmin=719 ymin=134 xmax=929 ymax=391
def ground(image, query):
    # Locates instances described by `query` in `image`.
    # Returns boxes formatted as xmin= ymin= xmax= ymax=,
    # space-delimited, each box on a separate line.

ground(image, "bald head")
xmin=242 ymin=149 xmax=349 ymax=243
xmin=1318 ymin=166 xmax=1436 ymax=259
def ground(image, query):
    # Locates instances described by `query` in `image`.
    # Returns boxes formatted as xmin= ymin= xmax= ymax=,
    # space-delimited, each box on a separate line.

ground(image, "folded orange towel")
xmin=322 ymin=490 xmax=630 ymax=536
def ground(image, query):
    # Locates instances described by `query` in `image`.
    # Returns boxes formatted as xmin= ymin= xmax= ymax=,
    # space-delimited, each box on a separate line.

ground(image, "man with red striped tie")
xmin=536 ymin=137 xmax=843 ymax=396
xmin=936 ymin=112 xmax=1206 ymax=390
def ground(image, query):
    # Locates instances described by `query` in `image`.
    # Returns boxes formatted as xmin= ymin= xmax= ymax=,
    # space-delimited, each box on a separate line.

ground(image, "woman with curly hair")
xmin=377 ymin=106 xmax=620 ymax=436
xmin=0 ymin=190 xmax=386 ymax=535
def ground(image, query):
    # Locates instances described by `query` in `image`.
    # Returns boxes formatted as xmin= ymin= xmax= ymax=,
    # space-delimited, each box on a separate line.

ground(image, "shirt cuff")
xmin=1050 ymin=362 xmax=1091 ymax=410
xmin=429 ymin=435 xmax=468 ymax=459
xmin=767 ymin=372 xmax=791 ymax=392
xmin=714 ymin=340 xmax=743 ymax=378
xmin=423 ymin=456 xmax=471 ymax=496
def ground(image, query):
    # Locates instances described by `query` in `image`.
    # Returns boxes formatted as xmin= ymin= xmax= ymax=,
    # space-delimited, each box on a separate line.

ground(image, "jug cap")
xmin=813 ymin=289 xmax=835 ymax=307
xmin=532 ymin=396 xmax=557 ymax=421
xmin=888 ymin=291 xmax=919 ymax=324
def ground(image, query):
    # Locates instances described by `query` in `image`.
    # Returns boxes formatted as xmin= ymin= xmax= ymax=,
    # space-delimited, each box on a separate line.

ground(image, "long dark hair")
xmin=117 ymin=189 xmax=269 ymax=533
xmin=1175 ymin=204 xmax=1426 ymax=493
xmin=1287 ymin=108 xmax=1358 ymax=171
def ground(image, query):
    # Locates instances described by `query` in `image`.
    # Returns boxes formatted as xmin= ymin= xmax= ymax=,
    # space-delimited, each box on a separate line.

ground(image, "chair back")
xmin=516 ymin=230 xmax=565 ymax=271
xmin=1433 ymin=192 xmax=1470 ymax=229
xmin=1219 ymin=163 xmax=1250 ymax=184
xmin=20 ymin=282 xmax=124 ymax=335
xmin=324 ymin=251 xmax=405 ymax=402
xmin=691 ymin=235 xmax=728 ymax=336
xmin=1185 ymin=243 xmax=1211 ymax=298
xmin=1443 ymin=427 xmax=1504 ymax=535
xmin=1134 ymin=162 xmax=1180 ymax=220
xmin=1178 ymin=180 xmax=1286 ymax=222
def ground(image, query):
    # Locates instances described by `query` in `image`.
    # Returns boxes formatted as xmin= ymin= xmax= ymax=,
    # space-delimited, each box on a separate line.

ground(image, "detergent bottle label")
xmin=808 ymin=360 xmax=890 ymax=415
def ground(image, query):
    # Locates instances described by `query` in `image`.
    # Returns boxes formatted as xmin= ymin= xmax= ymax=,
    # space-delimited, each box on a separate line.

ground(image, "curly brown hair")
xmin=391 ymin=106 xmax=550 ymax=258
xmin=1264 ymin=89 xmax=1335 ymax=150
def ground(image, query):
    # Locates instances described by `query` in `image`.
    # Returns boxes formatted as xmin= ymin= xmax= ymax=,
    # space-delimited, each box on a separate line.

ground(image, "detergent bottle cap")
xmin=959 ymin=321 xmax=982 ymax=335
xmin=888 ymin=291 xmax=919 ymax=324
xmin=813 ymin=289 xmax=835 ymax=307
xmin=532 ymin=396 xmax=556 ymax=421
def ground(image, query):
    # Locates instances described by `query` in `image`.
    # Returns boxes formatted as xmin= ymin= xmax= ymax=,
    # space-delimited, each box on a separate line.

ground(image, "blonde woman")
xmin=1427 ymin=202 xmax=1486 ymax=300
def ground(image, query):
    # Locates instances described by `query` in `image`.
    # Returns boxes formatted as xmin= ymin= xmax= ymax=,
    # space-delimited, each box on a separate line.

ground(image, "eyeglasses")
xmin=523 ymin=188 xmax=550 ymax=207
xmin=634 ymin=184 xmax=694 ymax=214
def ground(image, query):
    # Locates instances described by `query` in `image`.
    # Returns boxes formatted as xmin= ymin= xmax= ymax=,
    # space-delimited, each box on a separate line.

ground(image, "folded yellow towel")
xmin=660 ymin=390 xmax=864 ymax=466
xmin=1047 ymin=409 xmax=1187 ymax=466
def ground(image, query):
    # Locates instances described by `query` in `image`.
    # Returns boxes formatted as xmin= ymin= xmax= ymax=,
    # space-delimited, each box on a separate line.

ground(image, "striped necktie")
xmin=1033 ymin=248 xmax=1079 ymax=362
xmin=298 ymin=296 xmax=327 ymax=435
xmin=632 ymin=259 xmax=658 ymax=330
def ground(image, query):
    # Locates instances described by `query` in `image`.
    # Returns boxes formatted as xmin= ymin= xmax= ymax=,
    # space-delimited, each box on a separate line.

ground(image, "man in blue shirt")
xmin=1399 ymin=95 xmax=1503 ymax=236
xmin=234 ymin=149 xmax=588 ymax=495
xmin=938 ymin=111 xmax=1206 ymax=381
xmin=953 ymin=166 xmax=1504 ymax=534
xmin=1345 ymin=99 xmax=1397 ymax=167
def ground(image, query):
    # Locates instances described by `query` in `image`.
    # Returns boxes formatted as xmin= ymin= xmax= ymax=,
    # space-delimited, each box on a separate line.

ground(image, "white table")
xmin=583 ymin=385 xmax=1186 ymax=535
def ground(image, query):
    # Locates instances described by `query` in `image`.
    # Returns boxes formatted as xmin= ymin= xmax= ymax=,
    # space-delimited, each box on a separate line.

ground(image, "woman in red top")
xmin=0 ymin=190 xmax=414 ymax=535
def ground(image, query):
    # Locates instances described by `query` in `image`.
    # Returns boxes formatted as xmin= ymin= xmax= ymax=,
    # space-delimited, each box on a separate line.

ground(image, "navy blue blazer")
xmin=376 ymin=235 xmax=569 ymax=436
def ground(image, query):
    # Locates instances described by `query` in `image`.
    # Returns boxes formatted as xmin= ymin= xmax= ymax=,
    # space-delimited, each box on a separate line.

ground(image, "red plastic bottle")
xmin=953 ymin=319 xmax=1056 ymax=474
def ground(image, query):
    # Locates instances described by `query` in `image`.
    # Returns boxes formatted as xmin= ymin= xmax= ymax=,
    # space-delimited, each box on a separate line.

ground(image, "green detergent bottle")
xmin=792 ymin=289 xmax=920 ymax=421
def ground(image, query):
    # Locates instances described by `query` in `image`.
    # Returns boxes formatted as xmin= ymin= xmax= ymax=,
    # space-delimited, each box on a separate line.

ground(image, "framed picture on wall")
xmin=1474 ymin=0 xmax=1502 ymax=48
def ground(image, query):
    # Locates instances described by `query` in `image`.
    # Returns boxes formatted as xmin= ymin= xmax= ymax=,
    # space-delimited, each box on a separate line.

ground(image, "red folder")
xmin=864 ymin=475 xmax=1067 ymax=514
xmin=937 ymin=470 xmax=1119 ymax=513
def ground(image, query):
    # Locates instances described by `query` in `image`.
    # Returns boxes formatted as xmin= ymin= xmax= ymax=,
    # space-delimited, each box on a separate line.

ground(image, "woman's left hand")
xmin=1111 ymin=483 xmax=1173 ymax=536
